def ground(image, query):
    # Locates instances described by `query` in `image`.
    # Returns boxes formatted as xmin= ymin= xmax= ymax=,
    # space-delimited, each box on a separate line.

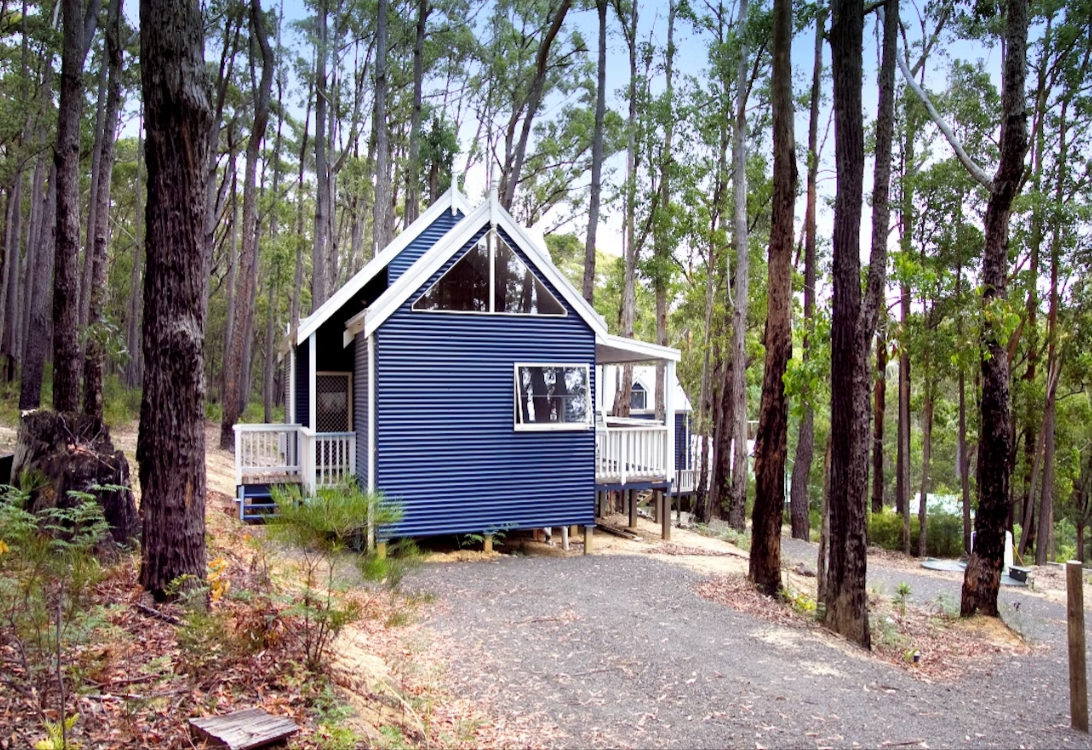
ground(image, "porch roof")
xmin=595 ymin=333 xmax=680 ymax=364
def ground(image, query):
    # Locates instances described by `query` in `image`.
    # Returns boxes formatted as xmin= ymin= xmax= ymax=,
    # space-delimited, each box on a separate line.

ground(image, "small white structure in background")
xmin=598 ymin=365 xmax=698 ymax=493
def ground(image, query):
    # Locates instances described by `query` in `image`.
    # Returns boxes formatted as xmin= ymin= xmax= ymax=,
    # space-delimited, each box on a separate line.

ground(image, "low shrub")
xmin=868 ymin=507 xmax=964 ymax=558
xmin=268 ymin=481 xmax=418 ymax=672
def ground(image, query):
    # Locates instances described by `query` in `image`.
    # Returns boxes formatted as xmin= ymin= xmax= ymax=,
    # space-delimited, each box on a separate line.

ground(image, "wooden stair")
xmin=234 ymin=483 xmax=280 ymax=523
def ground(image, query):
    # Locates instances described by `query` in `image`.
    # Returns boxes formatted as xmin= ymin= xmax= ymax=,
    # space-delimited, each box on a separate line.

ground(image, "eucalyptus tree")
xmin=789 ymin=2 xmax=826 ymax=540
xmin=83 ymin=0 xmax=125 ymax=421
xmin=583 ymin=0 xmax=609 ymax=304
xmin=221 ymin=0 xmax=276 ymax=449
xmin=749 ymin=0 xmax=796 ymax=595
xmin=52 ymin=0 xmax=100 ymax=412
xmin=725 ymin=0 xmax=752 ymax=533
xmin=138 ymin=0 xmax=213 ymax=598
xmin=891 ymin=0 xmax=1031 ymax=616
xmin=373 ymin=0 xmax=393 ymax=252
xmin=825 ymin=0 xmax=869 ymax=648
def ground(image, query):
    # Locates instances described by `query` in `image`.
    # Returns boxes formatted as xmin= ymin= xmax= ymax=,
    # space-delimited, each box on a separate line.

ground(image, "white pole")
xmin=664 ymin=359 xmax=677 ymax=484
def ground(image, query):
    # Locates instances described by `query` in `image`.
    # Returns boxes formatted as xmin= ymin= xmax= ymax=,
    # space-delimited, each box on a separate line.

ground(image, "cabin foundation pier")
xmin=583 ymin=525 xmax=594 ymax=554
xmin=628 ymin=489 xmax=637 ymax=529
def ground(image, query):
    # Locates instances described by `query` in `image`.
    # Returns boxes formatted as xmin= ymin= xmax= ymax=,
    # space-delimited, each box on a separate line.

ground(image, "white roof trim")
xmin=360 ymin=195 xmax=610 ymax=340
xmin=295 ymin=185 xmax=472 ymax=346
xmin=595 ymin=333 xmax=681 ymax=363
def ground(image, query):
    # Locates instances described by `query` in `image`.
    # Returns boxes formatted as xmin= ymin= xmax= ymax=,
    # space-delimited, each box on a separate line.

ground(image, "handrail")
xmin=234 ymin=422 xmax=297 ymax=433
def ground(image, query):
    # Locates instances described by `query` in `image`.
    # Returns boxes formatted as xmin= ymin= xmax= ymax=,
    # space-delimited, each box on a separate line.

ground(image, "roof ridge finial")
xmin=489 ymin=185 xmax=498 ymax=229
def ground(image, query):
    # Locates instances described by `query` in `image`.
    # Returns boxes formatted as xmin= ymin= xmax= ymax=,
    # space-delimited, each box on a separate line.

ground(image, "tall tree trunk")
xmin=872 ymin=328 xmax=887 ymax=514
xmin=653 ymin=0 xmax=676 ymax=424
xmin=373 ymin=0 xmax=393 ymax=252
xmin=865 ymin=0 xmax=897 ymax=522
xmin=897 ymin=110 xmax=914 ymax=554
xmin=20 ymin=151 xmax=48 ymax=367
xmin=790 ymin=5 xmax=825 ymax=541
xmin=138 ymin=0 xmax=212 ymax=599
xmin=1 ymin=176 xmax=22 ymax=382
xmin=613 ymin=0 xmax=638 ymax=419
xmin=749 ymin=0 xmax=796 ymax=595
xmin=290 ymin=87 xmax=311 ymax=329
xmin=83 ymin=0 xmax=124 ymax=421
xmin=961 ymin=0 xmax=1028 ymax=618
xmin=19 ymin=166 xmax=56 ymax=410
xmin=1034 ymin=165 xmax=1064 ymax=564
xmin=817 ymin=434 xmax=833 ymax=602
xmin=918 ymin=381 xmax=934 ymax=557
xmin=52 ymin=0 xmax=98 ymax=413
xmin=263 ymin=57 xmax=285 ymax=424
xmin=404 ymin=0 xmax=429 ymax=225
xmin=582 ymin=0 xmax=608 ymax=304
xmin=824 ymin=0 xmax=870 ymax=649
xmin=221 ymin=0 xmax=275 ymax=449
xmin=78 ymin=56 xmax=109 ymax=334
xmin=125 ymin=118 xmax=145 ymax=388
xmin=221 ymin=166 xmax=239 ymax=402
xmin=726 ymin=0 xmax=750 ymax=533
xmin=957 ymin=260 xmax=971 ymax=552
xmin=311 ymin=2 xmax=329 ymax=311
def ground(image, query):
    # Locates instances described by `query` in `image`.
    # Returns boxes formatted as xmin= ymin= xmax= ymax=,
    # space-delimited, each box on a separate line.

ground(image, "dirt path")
xmin=409 ymin=522 xmax=1092 ymax=749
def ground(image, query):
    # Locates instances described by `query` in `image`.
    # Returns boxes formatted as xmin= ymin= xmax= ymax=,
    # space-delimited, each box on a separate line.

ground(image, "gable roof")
xmin=355 ymin=193 xmax=610 ymax=340
xmin=295 ymin=185 xmax=473 ymax=346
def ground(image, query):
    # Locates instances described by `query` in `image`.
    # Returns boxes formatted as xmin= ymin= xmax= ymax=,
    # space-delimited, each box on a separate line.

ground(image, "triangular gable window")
xmin=413 ymin=230 xmax=566 ymax=316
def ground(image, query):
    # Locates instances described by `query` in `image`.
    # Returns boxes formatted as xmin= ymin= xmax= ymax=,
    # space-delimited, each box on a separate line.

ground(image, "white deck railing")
xmin=235 ymin=423 xmax=355 ymax=492
xmin=676 ymin=468 xmax=697 ymax=493
xmin=234 ymin=423 xmax=300 ymax=486
xmin=596 ymin=425 xmax=668 ymax=484
xmin=313 ymin=432 xmax=356 ymax=488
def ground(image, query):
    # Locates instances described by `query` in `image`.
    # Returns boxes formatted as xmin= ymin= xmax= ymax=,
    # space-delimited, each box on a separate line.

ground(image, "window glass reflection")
xmin=515 ymin=366 xmax=589 ymax=426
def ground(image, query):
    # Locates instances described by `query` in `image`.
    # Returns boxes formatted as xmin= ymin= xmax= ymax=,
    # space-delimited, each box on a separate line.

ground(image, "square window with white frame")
xmin=514 ymin=364 xmax=591 ymax=431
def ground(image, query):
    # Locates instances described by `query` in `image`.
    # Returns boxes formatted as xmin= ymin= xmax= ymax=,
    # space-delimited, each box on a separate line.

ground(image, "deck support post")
xmin=583 ymin=525 xmax=593 ymax=554
xmin=561 ymin=525 xmax=569 ymax=551
xmin=661 ymin=493 xmax=671 ymax=541
xmin=628 ymin=489 xmax=637 ymax=530
xmin=570 ymin=525 xmax=580 ymax=538
xmin=484 ymin=535 xmax=493 ymax=554
xmin=652 ymin=490 xmax=660 ymax=523
xmin=376 ymin=541 xmax=387 ymax=560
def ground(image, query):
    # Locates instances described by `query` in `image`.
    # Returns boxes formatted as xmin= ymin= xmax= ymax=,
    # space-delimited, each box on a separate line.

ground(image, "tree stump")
xmin=12 ymin=411 xmax=139 ymax=545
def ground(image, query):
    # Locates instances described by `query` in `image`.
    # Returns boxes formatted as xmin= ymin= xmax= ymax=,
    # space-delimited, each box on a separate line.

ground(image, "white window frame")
xmin=630 ymin=384 xmax=648 ymax=411
xmin=513 ymin=362 xmax=593 ymax=432
xmin=412 ymin=230 xmax=568 ymax=318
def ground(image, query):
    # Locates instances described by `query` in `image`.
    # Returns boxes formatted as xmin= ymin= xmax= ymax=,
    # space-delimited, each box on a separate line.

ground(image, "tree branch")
xmin=889 ymin=6 xmax=994 ymax=192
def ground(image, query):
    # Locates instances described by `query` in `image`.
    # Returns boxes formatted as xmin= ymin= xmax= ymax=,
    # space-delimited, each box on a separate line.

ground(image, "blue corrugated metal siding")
xmin=386 ymin=209 xmax=464 ymax=283
xmin=295 ymin=345 xmax=310 ymax=428
xmin=375 ymin=227 xmax=596 ymax=538
xmin=675 ymin=412 xmax=691 ymax=471
xmin=354 ymin=334 xmax=369 ymax=487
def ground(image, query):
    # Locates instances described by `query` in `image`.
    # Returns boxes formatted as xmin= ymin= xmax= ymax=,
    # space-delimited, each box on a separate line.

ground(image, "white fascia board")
xmin=596 ymin=333 xmax=682 ymax=363
xmin=296 ymin=186 xmax=466 ymax=345
xmin=364 ymin=202 xmax=493 ymax=337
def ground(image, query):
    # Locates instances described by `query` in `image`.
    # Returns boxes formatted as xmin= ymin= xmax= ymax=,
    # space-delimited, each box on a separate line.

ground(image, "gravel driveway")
xmin=410 ymin=540 xmax=1092 ymax=749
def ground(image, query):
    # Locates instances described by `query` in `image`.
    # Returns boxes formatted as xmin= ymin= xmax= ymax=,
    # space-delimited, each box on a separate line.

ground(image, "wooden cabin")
xmin=233 ymin=188 xmax=681 ymax=542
